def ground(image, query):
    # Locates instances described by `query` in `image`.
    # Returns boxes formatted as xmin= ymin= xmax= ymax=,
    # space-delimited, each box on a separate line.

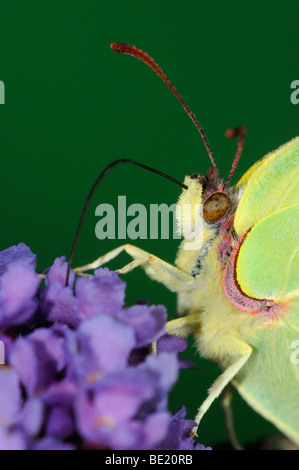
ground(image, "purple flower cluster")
xmin=0 ymin=243 xmax=211 ymax=450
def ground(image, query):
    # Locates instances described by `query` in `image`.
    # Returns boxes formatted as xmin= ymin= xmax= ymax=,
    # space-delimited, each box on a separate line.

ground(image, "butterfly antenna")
xmin=65 ymin=159 xmax=187 ymax=286
xmin=224 ymin=126 xmax=247 ymax=186
xmin=111 ymin=42 xmax=217 ymax=168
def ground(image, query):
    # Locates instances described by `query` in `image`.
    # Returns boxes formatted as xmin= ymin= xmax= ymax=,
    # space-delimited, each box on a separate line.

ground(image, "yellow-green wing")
xmin=236 ymin=204 xmax=299 ymax=302
xmin=234 ymin=203 xmax=299 ymax=444
xmin=236 ymin=151 xmax=274 ymax=190
xmin=234 ymin=301 xmax=299 ymax=445
xmin=234 ymin=137 xmax=299 ymax=236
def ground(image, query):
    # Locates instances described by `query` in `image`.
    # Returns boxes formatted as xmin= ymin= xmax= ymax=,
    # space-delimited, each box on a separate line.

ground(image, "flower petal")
xmin=67 ymin=315 xmax=136 ymax=382
xmin=45 ymin=256 xmax=75 ymax=288
xmin=117 ymin=304 xmax=166 ymax=347
xmin=0 ymin=243 xmax=36 ymax=276
xmin=0 ymin=368 xmax=21 ymax=426
xmin=0 ymin=426 xmax=26 ymax=450
xmin=0 ymin=262 xmax=40 ymax=328
xmin=75 ymin=268 xmax=125 ymax=319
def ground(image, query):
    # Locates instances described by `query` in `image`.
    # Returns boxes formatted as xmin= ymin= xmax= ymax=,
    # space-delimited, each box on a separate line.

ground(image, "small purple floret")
xmin=0 ymin=243 xmax=211 ymax=451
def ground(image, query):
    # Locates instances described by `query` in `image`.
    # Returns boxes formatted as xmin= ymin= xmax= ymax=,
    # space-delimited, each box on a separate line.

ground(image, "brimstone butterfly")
xmin=68 ymin=43 xmax=299 ymax=448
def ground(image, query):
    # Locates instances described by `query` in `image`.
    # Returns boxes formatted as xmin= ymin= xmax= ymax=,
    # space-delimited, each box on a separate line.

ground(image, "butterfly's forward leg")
xmin=192 ymin=339 xmax=252 ymax=436
xmin=116 ymin=252 xmax=196 ymax=293
xmin=74 ymin=244 xmax=143 ymax=273
xmin=75 ymin=244 xmax=196 ymax=293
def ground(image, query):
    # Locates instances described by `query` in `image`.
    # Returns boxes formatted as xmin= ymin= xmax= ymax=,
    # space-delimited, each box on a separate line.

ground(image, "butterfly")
xmin=67 ymin=42 xmax=299 ymax=448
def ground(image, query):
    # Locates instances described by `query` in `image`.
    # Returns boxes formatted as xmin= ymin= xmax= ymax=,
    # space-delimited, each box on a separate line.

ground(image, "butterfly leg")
xmin=75 ymin=244 xmax=196 ymax=293
xmin=74 ymin=244 xmax=144 ymax=272
xmin=165 ymin=312 xmax=201 ymax=337
xmin=116 ymin=254 xmax=196 ymax=293
xmin=222 ymin=384 xmax=243 ymax=450
xmin=192 ymin=340 xmax=252 ymax=436
xmin=147 ymin=312 xmax=201 ymax=357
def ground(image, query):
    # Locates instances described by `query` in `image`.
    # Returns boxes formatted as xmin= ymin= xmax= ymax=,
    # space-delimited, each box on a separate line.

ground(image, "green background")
xmin=0 ymin=0 xmax=298 ymax=447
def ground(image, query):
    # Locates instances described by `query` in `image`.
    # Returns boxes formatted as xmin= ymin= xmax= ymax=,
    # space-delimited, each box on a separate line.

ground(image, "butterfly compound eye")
xmin=203 ymin=192 xmax=231 ymax=222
